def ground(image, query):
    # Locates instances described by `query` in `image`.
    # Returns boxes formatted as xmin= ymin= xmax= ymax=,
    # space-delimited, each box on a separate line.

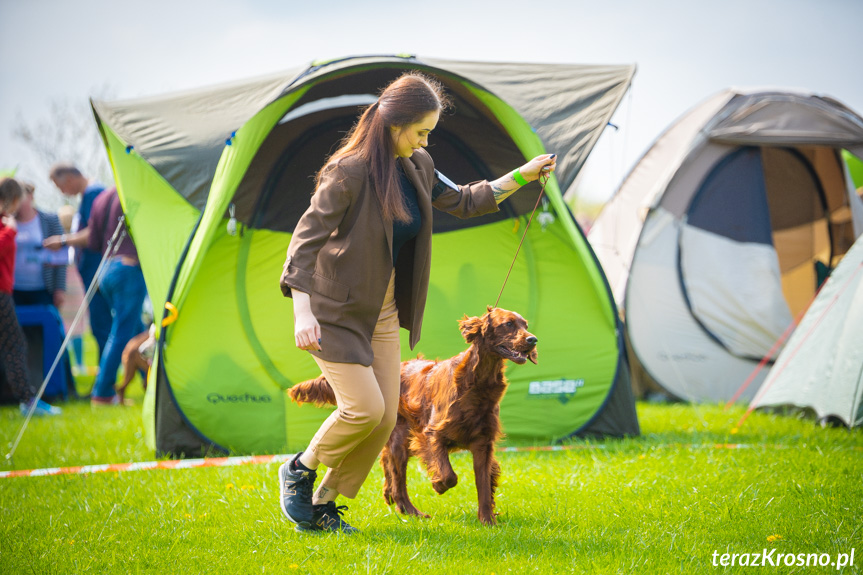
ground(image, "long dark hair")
xmin=318 ymin=72 xmax=451 ymax=223
xmin=0 ymin=177 xmax=23 ymax=213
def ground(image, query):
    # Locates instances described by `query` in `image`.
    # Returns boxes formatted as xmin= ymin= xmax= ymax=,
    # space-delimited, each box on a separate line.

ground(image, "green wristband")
xmin=512 ymin=168 xmax=529 ymax=186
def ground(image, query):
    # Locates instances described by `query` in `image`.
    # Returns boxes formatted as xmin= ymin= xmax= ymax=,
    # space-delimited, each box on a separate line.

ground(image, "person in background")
xmin=13 ymin=181 xmax=76 ymax=399
xmin=12 ymin=182 xmax=67 ymax=307
xmin=45 ymin=187 xmax=147 ymax=406
xmin=0 ymin=177 xmax=61 ymax=416
xmin=49 ymin=164 xmax=110 ymax=359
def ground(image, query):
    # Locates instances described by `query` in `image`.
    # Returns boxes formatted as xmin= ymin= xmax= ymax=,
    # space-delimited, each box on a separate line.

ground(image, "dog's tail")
xmin=288 ymin=375 xmax=336 ymax=407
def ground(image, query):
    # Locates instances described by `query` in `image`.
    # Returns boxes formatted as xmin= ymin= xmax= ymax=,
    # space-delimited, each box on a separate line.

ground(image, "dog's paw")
xmin=478 ymin=512 xmax=498 ymax=526
xmin=397 ymin=504 xmax=430 ymax=519
xmin=432 ymin=474 xmax=458 ymax=494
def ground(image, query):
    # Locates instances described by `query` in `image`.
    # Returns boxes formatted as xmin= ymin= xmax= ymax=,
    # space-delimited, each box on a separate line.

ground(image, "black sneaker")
xmin=278 ymin=453 xmax=316 ymax=528
xmin=297 ymin=501 xmax=359 ymax=534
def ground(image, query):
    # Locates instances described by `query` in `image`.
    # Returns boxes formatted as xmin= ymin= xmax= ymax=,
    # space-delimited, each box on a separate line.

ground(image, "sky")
xmin=1 ymin=0 xmax=861 ymax=208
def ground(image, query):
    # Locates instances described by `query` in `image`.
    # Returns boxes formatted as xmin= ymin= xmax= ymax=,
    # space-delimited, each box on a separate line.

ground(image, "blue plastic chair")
xmin=15 ymin=305 xmax=73 ymax=400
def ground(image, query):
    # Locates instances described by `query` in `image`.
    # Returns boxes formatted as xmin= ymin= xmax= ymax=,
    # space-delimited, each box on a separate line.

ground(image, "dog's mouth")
xmin=496 ymin=345 xmax=537 ymax=365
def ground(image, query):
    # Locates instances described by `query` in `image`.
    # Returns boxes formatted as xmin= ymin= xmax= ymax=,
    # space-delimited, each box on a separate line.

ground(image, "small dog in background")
xmin=289 ymin=306 xmax=538 ymax=525
xmin=116 ymin=324 xmax=156 ymax=404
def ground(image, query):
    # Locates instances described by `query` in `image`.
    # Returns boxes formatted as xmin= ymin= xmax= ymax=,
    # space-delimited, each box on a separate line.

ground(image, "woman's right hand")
xmin=292 ymin=291 xmax=322 ymax=351
xmin=518 ymin=154 xmax=557 ymax=182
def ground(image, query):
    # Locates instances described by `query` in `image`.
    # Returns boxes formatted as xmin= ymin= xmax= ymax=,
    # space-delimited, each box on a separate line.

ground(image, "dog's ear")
xmin=528 ymin=347 xmax=538 ymax=364
xmin=460 ymin=314 xmax=483 ymax=343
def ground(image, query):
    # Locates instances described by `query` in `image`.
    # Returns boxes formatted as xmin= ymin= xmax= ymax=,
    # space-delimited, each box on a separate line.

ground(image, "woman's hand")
xmin=292 ymin=291 xmax=322 ymax=351
xmin=43 ymin=235 xmax=63 ymax=250
xmin=518 ymin=154 xmax=557 ymax=182
xmin=1 ymin=214 xmax=17 ymax=231
xmin=490 ymin=153 xmax=558 ymax=204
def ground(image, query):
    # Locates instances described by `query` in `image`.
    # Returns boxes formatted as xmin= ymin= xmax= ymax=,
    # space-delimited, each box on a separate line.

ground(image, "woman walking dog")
xmin=278 ymin=71 xmax=555 ymax=533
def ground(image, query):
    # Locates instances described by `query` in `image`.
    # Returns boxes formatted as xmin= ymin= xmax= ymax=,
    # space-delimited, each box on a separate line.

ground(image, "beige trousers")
xmin=307 ymin=271 xmax=401 ymax=499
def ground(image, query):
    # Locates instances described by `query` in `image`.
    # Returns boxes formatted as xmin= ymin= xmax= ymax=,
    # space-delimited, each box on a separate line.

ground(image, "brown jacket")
xmin=280 ymin=148 xmax=499 ymax=366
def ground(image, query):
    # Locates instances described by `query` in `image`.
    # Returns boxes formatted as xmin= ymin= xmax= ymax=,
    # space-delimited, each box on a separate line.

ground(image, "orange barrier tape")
xmin=0 ymin=454 xmax=283 ymax=479
xmin=4 ymin=443 xmax=855 ymax=480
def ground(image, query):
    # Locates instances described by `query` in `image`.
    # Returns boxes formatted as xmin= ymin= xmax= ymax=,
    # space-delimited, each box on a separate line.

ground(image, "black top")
xmin=392 ymin=163 xmax=422 ymax=262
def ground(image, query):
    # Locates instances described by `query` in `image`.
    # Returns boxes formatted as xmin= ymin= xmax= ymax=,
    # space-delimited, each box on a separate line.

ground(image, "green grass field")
xmin=1 ymin=364 xmax=861 ymax=573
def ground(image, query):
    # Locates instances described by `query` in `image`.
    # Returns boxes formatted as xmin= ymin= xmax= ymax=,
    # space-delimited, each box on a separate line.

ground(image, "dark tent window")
xmin=687 ymin=146 xmax=828 ymax=251
xmin=231 ymin=66 xmax=539 ymax=235
xmin=686 ymin=147 xmax=774 ymax=245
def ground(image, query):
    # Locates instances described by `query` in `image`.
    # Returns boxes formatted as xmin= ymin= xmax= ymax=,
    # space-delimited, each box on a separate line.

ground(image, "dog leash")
xmin=493 ymin=172 xmax=551 ymax=309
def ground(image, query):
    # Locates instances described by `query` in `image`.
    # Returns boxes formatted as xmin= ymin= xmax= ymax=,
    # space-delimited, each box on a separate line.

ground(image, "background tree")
xmin=12 ymin=90 xmax=114 ymax=211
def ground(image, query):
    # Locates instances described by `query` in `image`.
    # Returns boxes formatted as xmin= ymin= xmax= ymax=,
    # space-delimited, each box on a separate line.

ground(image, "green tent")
xmin=91 ymin=55 xmax=639 ymax=456
xmin=843 ymin=150 xmax=863 ymax=190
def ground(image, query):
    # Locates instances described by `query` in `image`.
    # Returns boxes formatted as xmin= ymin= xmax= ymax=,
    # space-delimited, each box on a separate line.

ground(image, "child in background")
xmin=0 ymin=177 xmax=61 ymax=416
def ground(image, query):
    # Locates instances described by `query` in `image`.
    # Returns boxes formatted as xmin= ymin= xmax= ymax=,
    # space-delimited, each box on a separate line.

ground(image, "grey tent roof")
xmin=706 ymin=91 xmax=863 ymax=147
xmin=91 ymin=67 xmax=305 ymax=209
xmin=92 ymin=55 xmax=635 ymax=209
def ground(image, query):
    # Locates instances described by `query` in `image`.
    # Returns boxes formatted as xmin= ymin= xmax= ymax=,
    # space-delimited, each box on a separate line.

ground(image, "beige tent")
xmin=588 ymin=89 xmax=863 ymax=402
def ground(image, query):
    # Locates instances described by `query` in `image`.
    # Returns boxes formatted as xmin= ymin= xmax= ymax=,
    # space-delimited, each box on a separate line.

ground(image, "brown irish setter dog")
xmin=115 ymin=330 xmax=152 ymax=405
xmin=288 ymin=306 xmax=538 ymax=525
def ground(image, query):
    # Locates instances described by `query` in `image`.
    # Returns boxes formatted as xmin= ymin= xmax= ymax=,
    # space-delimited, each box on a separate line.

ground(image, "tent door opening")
xmin=679 ymin=146 xmax=829 ymax=360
